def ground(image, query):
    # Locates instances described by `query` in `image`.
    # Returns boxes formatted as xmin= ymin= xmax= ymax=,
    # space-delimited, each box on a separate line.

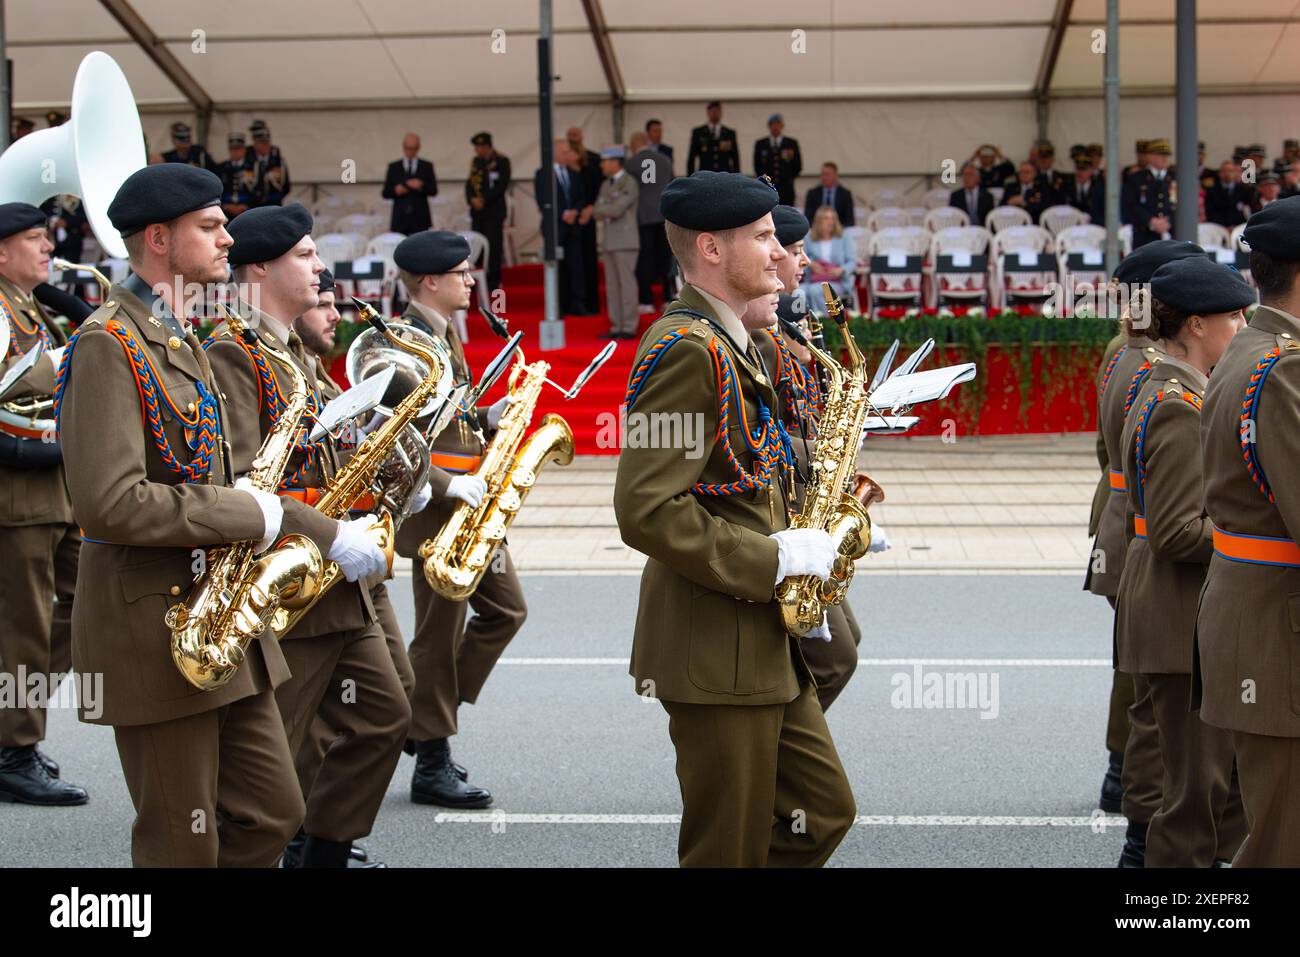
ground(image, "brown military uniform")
xmin=754 ymin=326 xmax=862 ymax=712
xmin=1115 ymin=355 xmax=1245 ymax=866
xmin=1089 ymin=331 xmax=1164 ymax=822
xmin=615 ymin=285 xmax=856 ymax=867
xmin=0 ymin=278 xmax=79 ymax=749
xmin=393 ymin=302 xmax=526 ymax=743
xmin=205 ymin=307 xmax=409 ymax=846
xmin=1197 ymin=304 xmax=1300 ymax=866
xmin=59 ymin=281 xmax=334 ymax=866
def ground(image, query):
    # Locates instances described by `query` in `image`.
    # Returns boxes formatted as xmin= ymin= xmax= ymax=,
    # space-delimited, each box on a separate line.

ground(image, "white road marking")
xmin=433 ymin=812 xmax=1126 ymax=827
xmin=495 ymin=657 xmax=1112 ymax=667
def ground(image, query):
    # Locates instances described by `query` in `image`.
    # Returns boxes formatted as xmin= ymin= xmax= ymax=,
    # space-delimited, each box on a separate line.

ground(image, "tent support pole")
xmin=1174 ymin=0 xmax=1198 ymax=242
xmin=1104 ymin=0 xmax=1120 ymax=277
xmin=538 ymin=0 xmax=563 ymax=348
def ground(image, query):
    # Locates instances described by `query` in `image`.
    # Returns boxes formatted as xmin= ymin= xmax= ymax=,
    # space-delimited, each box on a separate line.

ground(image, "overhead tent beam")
xmin=98 ymin=0 xmax=214 ymax=145
xmin=1035 ymin=0 xmax=1074 ymax=99
xmin=580 ymin=0 xmax=625 ymax=140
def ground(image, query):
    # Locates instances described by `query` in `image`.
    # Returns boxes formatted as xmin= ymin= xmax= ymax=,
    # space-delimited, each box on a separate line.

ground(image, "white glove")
xmin=771 ymin=528 xmax=835 ymax=584
xmin=234 ymin=477 xmax=284 ymax=553
xmin=328 ymin=515 xmax=389 ymax=582
xmin=44 ymin=345 xmax=67 ymax=370
xmin=869 ymin=523 xmax=891 ymax=553
xmin=409 ymin=481 xmax=433 ymax=514
xmin=487 ymin=394 xmax=514 ymax=430
xmin=806 ymin=613 xmax=832 ymax=642
xmin=446 ymin=474 xmax=487 ymax=507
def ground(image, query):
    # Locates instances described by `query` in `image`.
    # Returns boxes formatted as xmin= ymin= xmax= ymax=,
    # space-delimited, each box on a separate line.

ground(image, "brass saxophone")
xmin=420 ymin=347 xmax=574 ymax=601
xmin=775 ymin=283 xmax=881 ymax=637
xmin=166 ymin=317 xmax=325 ymax=691
xmin=269 ymin=298 xmax=449 ymax=636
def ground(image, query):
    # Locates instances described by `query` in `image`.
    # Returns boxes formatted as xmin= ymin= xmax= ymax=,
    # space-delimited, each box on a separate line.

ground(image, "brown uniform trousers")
xmin=60 ymin=285 xmax=337 ymax=866
xmin=615 ymin=287 xmax=856 ymax=867
xmin=1115 ymin=356 xmax=1245 ymax=866
xmin=206 ymin=309 xmax=410 ymax=845
xmin=1197 ymin=305 xmax=1300 ymax=866
xmin=1089 ymin=332 xmax=1164 ymax=822
xmin=393 ymin=304 xmax=526 ymax=742
xmin=0 ymin=279 xmax=78 ymax=748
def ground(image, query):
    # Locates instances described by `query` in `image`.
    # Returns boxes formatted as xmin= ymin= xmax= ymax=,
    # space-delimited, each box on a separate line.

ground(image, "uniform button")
xmin=1169 ymin=378 xmax=1179 ymax=385
xmin=187 ymin=401 xmax=196 ymax=413
xmin=104 ymin=300 xmax=115 ymax=308
xmin=169 ymin=585 xmax=181 ymax=596
xmin=168 ymin=336 xmax=181 ymax=349
xmin=1283 ymin=333 xmax=1293 ymax=339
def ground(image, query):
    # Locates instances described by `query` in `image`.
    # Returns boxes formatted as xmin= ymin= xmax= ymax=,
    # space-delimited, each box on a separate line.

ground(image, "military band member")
xmin=391 ymin=230 xmax=520 ymax=808
xmin=56 ymin=165 xmax=334 ymax=866
xmin=217 ymin=132 xmax=261 ymax=221
xmin=753 ymin=114 xmax=802 ymax=207
xmin=1122 ymin=138 xmax=1174 ymax=249
xmin=161 ymin=121 xmax=215 ymax=171
xmin=1087 ymin=240 xmax=1203 ymax=864
xmin=0 ymin=204 xmax=86 ymax=806
xmin=248 ymin=120 xmax=291 ymax=206
xmin=1196 ymin=197 xmax=1300 ymax=866
xmin=1115 ymin=256 xmax=1252 ymax=867
xmin=753 ymin=205 xmax=865 ymax=712
xmin=466 ymin=132 xmax=511 ymax=295
xmin=205 ymin=203 xmax=403 ymax=868
xmin=615 ymin=172 xmax=856 ymax=867
xmin=687 ymin=101 xmax=739 ymax=175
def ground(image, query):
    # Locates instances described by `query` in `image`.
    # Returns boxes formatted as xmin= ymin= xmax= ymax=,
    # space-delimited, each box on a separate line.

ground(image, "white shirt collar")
xmin=693 ymin=285 xmax=749 ymax=352
xmin=409 ymin=298 xmax=449 ymax=337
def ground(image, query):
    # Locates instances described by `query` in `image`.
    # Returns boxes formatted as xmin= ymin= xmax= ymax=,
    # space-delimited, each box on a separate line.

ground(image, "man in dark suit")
xmin=535 ymin=139 xmax=588 ymax=316
xmin=1121 ymin=138 xmax=1174 ymax=248
xmin=687 ymin=100 xmax=739 ymax=174
xmin=382 ymin=132 xmax=437 ymax=235
xmin=803 ymin=162 xmax=855 ymax=227
xmin=950 ymin=163 xmax=994 ymax=227
xmin=645 ymin=118 xmax=674 ymax=167
xmin=1004 ymin=161 xmax=1051 ymax=223
xmin=1204 ymin=160 xmax=1254 ymax=228
xmin=567 ymin=126 xmax=603 ymax=314
xmin=466 ymin=132 xmax=511 ymax=294
xmin=1067 ymin=154 xmax=1105 ymax=224
xmin=753 ymin=113 xmax=801 ymax=206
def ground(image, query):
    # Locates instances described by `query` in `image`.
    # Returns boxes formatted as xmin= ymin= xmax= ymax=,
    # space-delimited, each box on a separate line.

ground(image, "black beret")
xmin=1241 ymin=195 xmax=1300 ymax=259
xmin=227 ymin=202 xmax=314 ymax=268
xmin=317 ymin=268 xmax=335 ymax=296
xmin=1150 ymin=257 xmax=1255 ymax=314
xmin=107 ymin=164 xmax=223 ymax=237
xmin=660 ymin=171 xmax=779 ymax=231
xmin=0 ymin=202 xmax=48 ymax=241
xmin=393 ymin=230 xmax=471 ymax=274
xmin=1113 ymin=240 xmax=1203 ymax=285
xmin=470 ymin=131 xmax=492 ymax=146
xmin=772 ymin=205 xmax=810 ymax=247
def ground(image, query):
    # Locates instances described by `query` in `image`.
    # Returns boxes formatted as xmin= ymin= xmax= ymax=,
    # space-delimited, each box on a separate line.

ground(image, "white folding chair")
xmin=985 ymin=205 xmax=1032 ymax=234
xmin=992 ymin=225 xmax=1057 ymax=308
xmin=871 ymin=188 xmax=902 ymax=210
xmin=923 ymin=206 xmax=970 ymax=233
xmin=1038 ymin=204 xmax=1090 ymax=236
xmin=456 ymin=229 xmax=492 ymax=340
xmin=1054 ymin=225 xmax=1108 ymax=303
xmin=905 ymin=207 xmax=928 ymax=227
xmin=842 ymin=226 xmax=872 ymax=304
xmin=928 ymin=226 xmax=992 ymax=308
xmin=1198 ymin=222 xmax=1231 ymax=250
xmin=364 ymin=232 xmax=406 ymax=315
xmin=867 ymin=207 xmax=911 ymax=232
xmin=865 ymin=226 xmax=930 ymax=315
xmin=1119 ymin=224 xmax=1133 ymax=257
xmin=923 ymin=187 xmax=952 ymax=210
xmin=336 ymin=212 xmax=376 ymax=236
xmin=1230 ymin=223 xmax=1254 ymax=287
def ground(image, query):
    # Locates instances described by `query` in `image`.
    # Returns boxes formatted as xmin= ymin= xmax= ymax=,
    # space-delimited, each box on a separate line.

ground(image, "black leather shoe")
xmin=1118 ymin=819 xmax=1148 ymax=868
xmin=0 ymin=746 xmax=87 ymax=806
xmin=1099 ymin=750 xmax=1123 ymax=813
xmin=346 ymin=855 xmax=385 ymax=868
xmin=405 ymin=738 xmax=467 ymax=780
xmin=281 ymin=829 xmax=307 ymax=868
xmin=34 ymin=747 xmax=59 ymax=779
xmin=349 ymin=843 xmax=368 ymax=863
xmin=300 ymin=835 xmax=353 ymax=868
xmin=411 ymin=739 xmax=492 ymax=808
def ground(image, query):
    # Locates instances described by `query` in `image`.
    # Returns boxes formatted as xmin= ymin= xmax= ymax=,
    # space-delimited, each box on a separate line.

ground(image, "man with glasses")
xmin=392 ymin=230 xmax=522 ymax=810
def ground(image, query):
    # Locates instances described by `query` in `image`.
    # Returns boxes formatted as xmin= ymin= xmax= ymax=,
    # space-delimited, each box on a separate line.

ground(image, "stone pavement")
xmin=480 ymin=433 xmax=1100 ymax=575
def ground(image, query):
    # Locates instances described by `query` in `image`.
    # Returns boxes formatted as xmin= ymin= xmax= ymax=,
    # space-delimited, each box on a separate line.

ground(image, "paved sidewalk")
xmin=489 ymin=433 xmax=1100 ymax=574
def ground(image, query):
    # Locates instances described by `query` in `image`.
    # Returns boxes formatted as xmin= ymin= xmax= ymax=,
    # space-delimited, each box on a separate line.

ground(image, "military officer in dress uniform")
xmin=615 ymin=172 xmax=856 ymax=867
xmin=1086 ymin=240 xmax=1204 ymax=865
xmin=593 ymin=145 xmax=641 ymax=339
xmin=205 ymin=203 xmax=403 ymax=868
xmin=466 ymin=132 xmax=511 ymax=295
xmin=687 ymin=101 xmax=739 ymax=175
xmin=1122 ymin=138 xmax=1174 ymax=249
xmin=0 ymin=203 xmax=87 ymax=806
xmin=248 ymin=120 xmax=291 ymax=206
xmin=1003 ymin=162 xmax=1052 ymax=223
xmin=280 ymin=268 xmax=421 ymax=868
xmin=1032 ymin=140 xmax=1071 ymax=204
xmin=217 ymin=132 xmax=261 ymax=221
xmin=161 ymin=121 xmax=215 ymax=171
xmin=753 ymin=115 xmax=802 ymax=207
xmin=56 ymin=165 xmax=339 ymax=866
xmin=1114 ymin=256 xmax=1252 ymax=867
xmin=1196 ymin=197 xmax=1300 ymax=866
xmin=391 ymin=230 xmax=520 ymax=809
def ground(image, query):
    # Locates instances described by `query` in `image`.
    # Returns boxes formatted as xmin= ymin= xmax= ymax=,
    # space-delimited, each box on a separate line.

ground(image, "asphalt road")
xmin=1 ymin=571 xmax=1131 ymax=868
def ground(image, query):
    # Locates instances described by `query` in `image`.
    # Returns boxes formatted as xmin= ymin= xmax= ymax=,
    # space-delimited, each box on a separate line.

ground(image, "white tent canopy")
xmin=7 ymin=1 xmax=1300 ymax=249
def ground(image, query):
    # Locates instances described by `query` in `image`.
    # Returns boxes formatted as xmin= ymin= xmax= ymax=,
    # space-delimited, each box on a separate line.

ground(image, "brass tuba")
xmin=166 ymin=314 xmax=325 ymax=690
xmin=775 ymin=283 xmax=882 ymax=637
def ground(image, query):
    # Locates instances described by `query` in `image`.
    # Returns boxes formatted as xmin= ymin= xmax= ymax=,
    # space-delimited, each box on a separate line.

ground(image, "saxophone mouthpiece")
xmin=352 ymin=297 xmax=386 ymax=333
xmin=479 ymin=305 xmax=511 ymax=341
xmin=820 ymin=283 xmax=845 ymax=324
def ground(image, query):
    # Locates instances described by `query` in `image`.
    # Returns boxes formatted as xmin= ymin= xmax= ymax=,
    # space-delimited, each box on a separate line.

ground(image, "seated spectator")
xmin=1003 ymin=161 xmax=1051 ymax=223
xmin=1278 ymin=161 xmax=1299 ymax=199
xmin=950 ymin=163 xmax=994 ymax=225
xmin=972 ymin=144 xmax=1014 ymax=192
xmin=801 ymin=206 xmax=857 ymax=307
xmin=1204 ymin=160 xmax=1254 ymax=228
xmin=1067 ymin=155 xmax=1104 ymax=224
xmin=804 ymin=163 xmax=855 ymax=227
xmin=1253 ymin=170 xmax=1283 ymax=211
